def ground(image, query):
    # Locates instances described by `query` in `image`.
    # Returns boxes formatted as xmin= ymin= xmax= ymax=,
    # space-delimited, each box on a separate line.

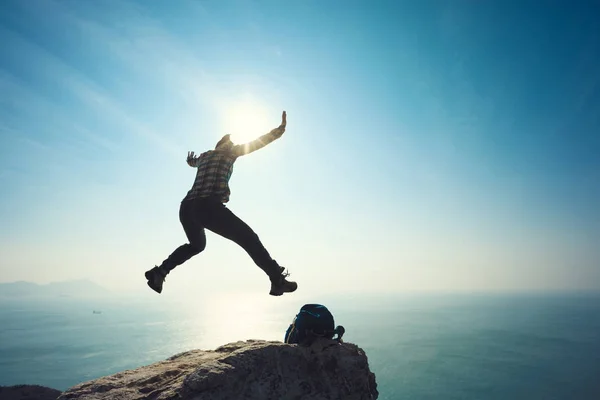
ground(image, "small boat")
xmin=92 ymin=310 xmax=102 ymax=314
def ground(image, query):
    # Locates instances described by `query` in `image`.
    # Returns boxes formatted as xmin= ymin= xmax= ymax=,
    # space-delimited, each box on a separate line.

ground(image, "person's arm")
xmin=232 ymin=111 xmax=287 ymax=157
xmin=186 ymin=151 xmax=201 ymax=167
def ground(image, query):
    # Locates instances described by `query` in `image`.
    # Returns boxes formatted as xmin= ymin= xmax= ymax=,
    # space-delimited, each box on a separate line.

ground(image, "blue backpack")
xmin=284 ymin=304 xmax=345 ymax=345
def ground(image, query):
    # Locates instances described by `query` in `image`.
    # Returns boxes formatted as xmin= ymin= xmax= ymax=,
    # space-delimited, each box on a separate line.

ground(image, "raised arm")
xmin=232 ymin=111 xmax=287 ymax=157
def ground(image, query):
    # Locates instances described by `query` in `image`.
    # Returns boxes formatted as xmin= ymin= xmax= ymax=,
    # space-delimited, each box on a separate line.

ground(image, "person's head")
xmin=215 ymin=134 xmax=233 ymax=151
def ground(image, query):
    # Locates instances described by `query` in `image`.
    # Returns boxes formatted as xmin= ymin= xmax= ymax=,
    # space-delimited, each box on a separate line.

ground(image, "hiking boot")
xmin=145 ymin=266 xmax=167 ymax=294
xmin=269 ymin=267 xmax=298 ymax=296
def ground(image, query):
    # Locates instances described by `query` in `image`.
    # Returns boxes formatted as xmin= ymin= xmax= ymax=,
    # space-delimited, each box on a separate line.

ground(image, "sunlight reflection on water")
xmin=168 ymin=291 xmax=303 ymax=350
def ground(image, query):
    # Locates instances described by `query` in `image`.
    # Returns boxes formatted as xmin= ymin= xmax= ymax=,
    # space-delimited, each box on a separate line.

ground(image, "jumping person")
xmin=145 ymin=111 xmax=297 ymax=296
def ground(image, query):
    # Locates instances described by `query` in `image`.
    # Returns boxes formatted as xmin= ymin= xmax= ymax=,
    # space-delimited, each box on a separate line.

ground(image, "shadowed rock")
xmin=0 ymin=384 xmax=61 ymax=400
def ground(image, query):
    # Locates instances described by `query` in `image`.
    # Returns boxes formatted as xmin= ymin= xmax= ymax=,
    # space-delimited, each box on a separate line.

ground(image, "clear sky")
xmin=1 ymin=0 xmax=598 ymax=297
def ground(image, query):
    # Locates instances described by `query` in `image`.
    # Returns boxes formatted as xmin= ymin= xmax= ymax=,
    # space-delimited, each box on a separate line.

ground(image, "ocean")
xmin=1 ymin=292 xmax=599 ymax=399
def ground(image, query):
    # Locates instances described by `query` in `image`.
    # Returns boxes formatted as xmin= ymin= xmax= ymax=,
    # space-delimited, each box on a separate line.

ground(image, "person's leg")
xmin=199 ymin=201 xmax=277 ymax=273
xmin=159 ymin=200 xmax=207 ymax=273
xmin=146 ymin=200 xmax=207 ymax=293
xmin=198 ymin=200 xmax=297 ymax=295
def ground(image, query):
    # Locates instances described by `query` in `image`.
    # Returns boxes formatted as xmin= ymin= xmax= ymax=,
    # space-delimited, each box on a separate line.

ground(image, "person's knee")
xmin=189 ymin=241 xmax=206 ymax=254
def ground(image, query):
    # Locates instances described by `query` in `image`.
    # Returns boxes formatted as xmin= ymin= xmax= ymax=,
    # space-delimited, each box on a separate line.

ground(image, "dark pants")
xmin=160 ymin=197 xmax=280 ymax=278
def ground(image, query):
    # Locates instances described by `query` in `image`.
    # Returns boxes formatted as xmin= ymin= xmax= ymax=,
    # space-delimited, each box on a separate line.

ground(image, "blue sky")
xmin=0 ymin=0 xmax=598 ymax=296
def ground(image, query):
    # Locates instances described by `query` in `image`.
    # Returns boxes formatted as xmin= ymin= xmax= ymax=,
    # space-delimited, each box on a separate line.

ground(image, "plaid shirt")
xmin=183 ymin=126 xmax=284 ymax=203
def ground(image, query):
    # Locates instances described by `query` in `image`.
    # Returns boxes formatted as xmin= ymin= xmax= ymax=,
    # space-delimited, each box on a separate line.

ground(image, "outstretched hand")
xmin=187 ymin=151 xmax=198 ymax=166
xmin=273 ymin=111 xmax=286 ymax=139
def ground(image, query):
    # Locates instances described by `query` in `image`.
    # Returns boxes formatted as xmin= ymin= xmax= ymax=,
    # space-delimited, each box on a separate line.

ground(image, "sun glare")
xmin=221 ymin=98 xmax=274 ymax=144
xmin=180 ymin=292 xmax=286 ymax=350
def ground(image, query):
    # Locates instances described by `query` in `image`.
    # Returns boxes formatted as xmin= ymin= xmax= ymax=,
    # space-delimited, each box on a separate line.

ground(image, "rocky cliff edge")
xmin=54 ymin=338 xmax=378 ymax=400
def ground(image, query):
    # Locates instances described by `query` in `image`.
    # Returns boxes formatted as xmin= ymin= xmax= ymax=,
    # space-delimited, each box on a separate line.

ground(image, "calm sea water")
xmin=1 ymin=292 xmax=599 ymax=399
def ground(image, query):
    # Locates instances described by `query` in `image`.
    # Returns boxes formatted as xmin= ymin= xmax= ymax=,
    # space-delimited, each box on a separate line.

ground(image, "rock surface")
xmin=58 ymin=339 xmax=378 ymax=400
xmin=0 ymin=385 xmax=61 ymax=400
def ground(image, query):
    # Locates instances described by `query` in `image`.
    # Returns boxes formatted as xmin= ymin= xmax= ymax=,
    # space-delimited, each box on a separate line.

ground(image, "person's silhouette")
xmin=145 ymin=111 xmax=297 ymax=296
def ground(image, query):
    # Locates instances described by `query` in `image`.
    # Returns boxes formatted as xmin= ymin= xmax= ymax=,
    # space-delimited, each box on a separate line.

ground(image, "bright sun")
xmin=221 ymin=98 xmax=274 ymax=144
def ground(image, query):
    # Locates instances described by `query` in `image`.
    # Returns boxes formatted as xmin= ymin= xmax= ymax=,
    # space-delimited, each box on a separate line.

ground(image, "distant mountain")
xmin=0 ymin=279 xmax=110 ymax=299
